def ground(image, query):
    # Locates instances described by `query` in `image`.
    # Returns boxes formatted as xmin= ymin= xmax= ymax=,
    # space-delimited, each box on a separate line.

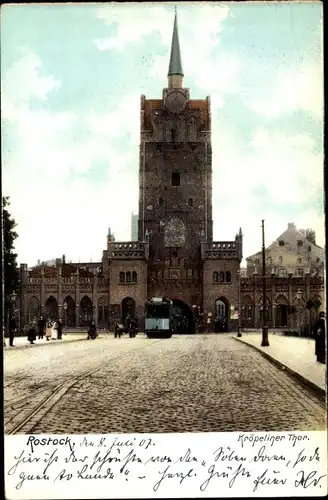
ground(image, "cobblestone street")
xmin=4 ymin=334 xmax=325 ymax=434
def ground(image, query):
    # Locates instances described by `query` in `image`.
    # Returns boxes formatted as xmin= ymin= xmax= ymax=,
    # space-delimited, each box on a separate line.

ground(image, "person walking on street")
xmin=38 ymin=315 xmax=45 ymax=339
xmin=27 ymin=321 xmax=37 ymax=344
xmin=45 ymin=320 xmax=53 ymax=341
xmin=9 ymin=316 xmax=17 ymax=347
xmin=57 ymin=319 xmax=63 ymax=340
xmin=314 ymin=312 xmax=326 ymax=364
xmin=52 ymin=320 xmax=58 ymax=339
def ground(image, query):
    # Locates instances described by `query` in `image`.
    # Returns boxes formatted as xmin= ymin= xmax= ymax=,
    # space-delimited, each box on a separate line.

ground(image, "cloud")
xmin=2 ymin=49 xmax=139 ymax=265
xmin=94 ymin=5 xmax=173 ymax=51
xmin=210 ymin=123 xmax=324 ymax=258
xmin=246 ymin=62 xmax=323 ymax=120
xmin=2 ymin=48 xmax=61 ymax=120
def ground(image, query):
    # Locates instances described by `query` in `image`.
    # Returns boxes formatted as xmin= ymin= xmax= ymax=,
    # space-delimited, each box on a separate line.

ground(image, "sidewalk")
xmin=4 ymin=332 xmax=90 ymax=350
xmin=234 ymin=332 xmax=326 ymax=395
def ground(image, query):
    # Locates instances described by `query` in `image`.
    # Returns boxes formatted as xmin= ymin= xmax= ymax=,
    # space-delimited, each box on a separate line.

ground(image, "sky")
xmin=1 ymin=1 xmax=324 ymax=266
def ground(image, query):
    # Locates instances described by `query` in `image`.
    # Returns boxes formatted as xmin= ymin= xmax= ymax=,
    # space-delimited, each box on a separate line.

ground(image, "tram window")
xmin=146 ymin=304 xmax=169 ymax=318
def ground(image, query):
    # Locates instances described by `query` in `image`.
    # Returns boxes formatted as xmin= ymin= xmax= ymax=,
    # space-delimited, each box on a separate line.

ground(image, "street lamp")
xmin=261 ymin=220 xmax=269 ymax=346
xmin=237 ymin=270 xmax=242 ymax=337
xmin=296 ymin=289 xmax=302 ymax=337
xmin=63 ymin=301 xmax=68 ymax=335
xmin=272 ymin=301 xmax=276 ymax=335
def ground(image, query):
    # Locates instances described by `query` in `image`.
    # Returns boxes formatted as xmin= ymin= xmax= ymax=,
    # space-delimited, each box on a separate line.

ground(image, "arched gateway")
xmin=171 ymin=299 xmax=195 ymax=335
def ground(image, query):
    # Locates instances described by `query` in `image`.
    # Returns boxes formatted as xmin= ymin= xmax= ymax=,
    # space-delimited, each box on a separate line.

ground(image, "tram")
xmin=145 ymin=297 xmax=173 ymax=338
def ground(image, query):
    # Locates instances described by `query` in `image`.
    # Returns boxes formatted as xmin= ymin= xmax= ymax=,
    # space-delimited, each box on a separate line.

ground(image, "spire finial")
xmin=168 ymin=9 xmax=184 ymax=87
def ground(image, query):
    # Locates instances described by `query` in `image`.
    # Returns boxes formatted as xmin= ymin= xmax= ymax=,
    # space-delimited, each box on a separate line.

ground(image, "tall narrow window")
xmin=188 ymin=198 xmax=193 ymax=207
xmin=132 ymin=271 xmax=137 ymax=282
xmin=126 ymin=271 xmax=131 ymax=283
xmin=213 ymin=271 xmax=219 ymax=283
xmin=219 ymin=271 xmax=225 ymax=283
xmin=119 ymin=272 xmax=125 ymax=283
xmin=172 ymin=172 xmax=180 ymax=186
xmin=171 ymin=128 xmax=176 ymax=142
xmin=159 ymin=198 xmax=164 ymax=207
xmin=226 ymin=271 xmax=231 ymax=283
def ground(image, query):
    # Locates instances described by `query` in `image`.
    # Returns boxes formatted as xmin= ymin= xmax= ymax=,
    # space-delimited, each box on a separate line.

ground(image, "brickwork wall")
xmin=202 ymin=259 xmax=240 ymax=314
xmin=109 ymin=260 xmax=148 ymax=323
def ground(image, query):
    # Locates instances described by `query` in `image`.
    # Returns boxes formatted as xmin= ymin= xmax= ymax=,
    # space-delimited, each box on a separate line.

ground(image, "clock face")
xmin=165 ymin=91 xmax=187 ymax=113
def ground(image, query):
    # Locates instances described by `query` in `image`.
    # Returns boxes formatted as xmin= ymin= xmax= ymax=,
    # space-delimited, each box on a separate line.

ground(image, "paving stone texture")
xmin=4 ymin=334 xmax=326 ymax=434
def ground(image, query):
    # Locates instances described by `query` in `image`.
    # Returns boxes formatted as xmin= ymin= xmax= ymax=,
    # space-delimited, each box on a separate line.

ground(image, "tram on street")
xmin=145 ymin=297 xmax=173 ymax=338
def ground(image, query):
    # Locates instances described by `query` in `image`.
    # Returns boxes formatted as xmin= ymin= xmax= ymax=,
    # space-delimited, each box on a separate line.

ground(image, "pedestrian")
xmin=38 ymin=315 xmax=45 ymax=339
xmin=52 ymin=320 xmax=58 ymax=339
xmin=9 ymin=316 xmax=17 ymax=347
xmin=27 ymin=321 xmax=37 ymax=344
xmin=57 ymin=319 xmax=63 ymax=340
xmin=45 ymin=320 xmax=53 ymax=341
xmin=313 ymin=312 xmax=326 ymax=364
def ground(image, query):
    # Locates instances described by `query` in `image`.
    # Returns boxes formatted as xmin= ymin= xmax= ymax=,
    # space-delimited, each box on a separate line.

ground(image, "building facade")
xmin=17 ymin=13 xmax=325 ymax=333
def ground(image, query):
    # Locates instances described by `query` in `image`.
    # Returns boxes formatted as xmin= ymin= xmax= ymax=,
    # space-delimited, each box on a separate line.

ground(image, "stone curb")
xmin=233 ymin=336 xmax=326 ymax=399
xmin=4 ymin=336 xmax=89 ymax=351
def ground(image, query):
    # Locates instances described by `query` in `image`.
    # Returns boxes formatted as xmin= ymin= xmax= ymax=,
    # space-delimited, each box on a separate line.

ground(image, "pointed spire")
xmin=168 ymin=9 xmax=184 ymax=86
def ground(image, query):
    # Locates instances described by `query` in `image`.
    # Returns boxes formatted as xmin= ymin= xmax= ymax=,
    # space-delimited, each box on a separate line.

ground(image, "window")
xmin=187 ymin=269 xmax=193 ymax=278
xmin=126 ymin=271 xmax=131 ymax=283
xmin=159 ymin=198 xmax=164 ymax=207
xmin=132 ymin=271 xmax=137 ymax=282
xmin=268 ymin=257 xmax=272 ymax=265
xmin=316 ymin=257 xmax=320 ymax=263
xmin=119 ymin=272 xmax=125 ymax=283
xmin=171 ymin=129 xmax=176 ymax=142
xmin=308 ymin=245 xmax=312 ymax=252
xmin=297 ymin=257 xmax=302 ymax=264
xmin=156 ymin=144 xmax=162 ymax=152
xmin=219 ymin=271 xmax=225 ymax=283
xmin=278 ymin=256 xmax=283 ymax=265
xmin=279 ymin=240 xmax=285 ymax=246
xmin=172 ymin=172 xmax=180 ymax=186
xmin=213 ymin=271 xmax=219 ymax=283
xmin=297 ymin=240 xmax=303 ymax=247
xmin=188 ymin=198 xmax=193 ymax=207
xmin=226 ymin=271 xmax=231 ymax=283
xmin=98 ymin=306 xmax=103 ymax=321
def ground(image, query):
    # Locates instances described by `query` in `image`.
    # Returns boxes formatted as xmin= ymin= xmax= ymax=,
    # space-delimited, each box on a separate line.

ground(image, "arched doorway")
xmin=171 ymin=299 xmax=195 ymax=335
xmin=213 ymin=297 xmax=229 ymax=332
xmin=28 ymin=296 xmax=40 ymax=323
xmin=121 ymin=297 xmax=136 ymax=324
xmin=44 ymin=296 xmax=57 ymax=321
xmin=98 ymin=296 xmax=109 ymax=328
xmin=80 ymin=296 xmax=93 ymax=326
xmin=276 ymin=295 xmax=288 ymax=327
xmin=241 ymin=295 xmax=253 ymax=328
xmin=63 ymin=295 xmax=75 ymax=327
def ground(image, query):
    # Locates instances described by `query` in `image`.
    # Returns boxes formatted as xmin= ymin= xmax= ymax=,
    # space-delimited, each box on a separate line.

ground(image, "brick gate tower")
xmin=137 ymin=10 xmax=242 ymax=332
